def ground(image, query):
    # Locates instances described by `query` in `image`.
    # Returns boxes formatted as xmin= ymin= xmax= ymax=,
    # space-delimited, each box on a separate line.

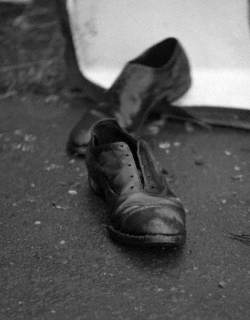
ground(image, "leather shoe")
xmin=86 ymin=119 xmax=186 ymax=247
xmin=68 ymin=37 xmax=191 ymax=155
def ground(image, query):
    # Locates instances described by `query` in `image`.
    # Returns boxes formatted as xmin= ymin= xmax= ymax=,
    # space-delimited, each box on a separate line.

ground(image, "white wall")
xmin=67 ymin=0 xmax=250 ymax=108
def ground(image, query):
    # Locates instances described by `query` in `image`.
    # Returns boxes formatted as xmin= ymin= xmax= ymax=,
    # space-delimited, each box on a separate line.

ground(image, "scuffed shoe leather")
xmin=86 ymin=119 xmax=186 ymax=247
xmin=68 ymin=38 xmax=192 ymax=156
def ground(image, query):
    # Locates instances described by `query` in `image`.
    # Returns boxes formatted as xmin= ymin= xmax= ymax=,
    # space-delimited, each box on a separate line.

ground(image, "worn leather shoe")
xmin=86 ymin=119 xmax=186 ymax=247
xmin=68 ymin=37 xmax=191 ymax=155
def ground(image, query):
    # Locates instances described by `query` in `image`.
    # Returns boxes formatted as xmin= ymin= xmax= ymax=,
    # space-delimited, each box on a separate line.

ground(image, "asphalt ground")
xmin=0 ymin=95 xmax=249 ymax=319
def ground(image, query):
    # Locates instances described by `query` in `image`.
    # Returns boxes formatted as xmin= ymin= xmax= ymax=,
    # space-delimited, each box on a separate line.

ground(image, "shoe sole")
xmin=108 ymin=225 xmax=186 ymax=247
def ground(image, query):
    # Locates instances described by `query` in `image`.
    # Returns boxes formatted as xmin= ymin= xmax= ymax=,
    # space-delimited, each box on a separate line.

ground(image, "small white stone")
xmin=173 ymin=141 xmax=181 ymax=147
xmin=159 ymin=142 xmax=171 ymax=149
xmin=34 ymin=221 xmax=41 ymax=225
xmin=59 ymin=240 xmax=66 ymax=245
xmin=234 ymin=165 xmax=241 ymax=171
xmin=68 ymin=189 xmax=77 ymax=195
xmin=221 ymin=199 xmax=227 ymax=204
xmin=224 ymin=150 xmax=232 ymax=156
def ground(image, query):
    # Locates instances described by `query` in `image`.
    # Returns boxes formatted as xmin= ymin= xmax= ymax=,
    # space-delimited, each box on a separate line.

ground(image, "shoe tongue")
xmin=97 ymin=142 xmax=143 ymax=194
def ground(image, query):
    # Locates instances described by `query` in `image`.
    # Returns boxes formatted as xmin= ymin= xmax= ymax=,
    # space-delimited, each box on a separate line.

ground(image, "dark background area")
xmin=0 ymin=0 xmax=64 ymax=96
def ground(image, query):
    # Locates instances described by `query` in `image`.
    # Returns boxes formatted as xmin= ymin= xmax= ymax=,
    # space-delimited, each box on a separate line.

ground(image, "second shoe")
xmin=68 ymin=37 xmax=191 ymax=155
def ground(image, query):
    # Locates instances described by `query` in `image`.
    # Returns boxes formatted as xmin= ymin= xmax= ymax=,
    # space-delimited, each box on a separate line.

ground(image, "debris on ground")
xmin=218 ymin=281 xmax=226 ymax=289
xmin=52 ymin=203 xmax=69 ymax=210
xmin=159 ymin=142 xmax=171 ymax=149
xmin=229 ymin=233 xmax=250 ymax=246
xmin=68 ymin=189 xmax=77 ymax=195
xmin=45 ymin=163 xmax=63 ymax=171
xmin=194 ymin=155 xmax=205 ymax=166
xmin=224 ymin=150 xmax=232 ymax=156
xmin=173 ymin=141 xmax=181 ymax=147
xmin=234 ymin=165 xmax=241 ymax=171
xmin=231 ymin=174 xmax=243 ymax=181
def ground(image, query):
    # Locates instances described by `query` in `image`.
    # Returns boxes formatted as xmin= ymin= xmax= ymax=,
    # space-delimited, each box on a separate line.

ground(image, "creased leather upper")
xmin=86 ymin=119 xmax=186 ymax=238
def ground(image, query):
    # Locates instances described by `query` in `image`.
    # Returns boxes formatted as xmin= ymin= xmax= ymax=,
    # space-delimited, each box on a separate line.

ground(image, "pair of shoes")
xmin=86 ymin=119 xmax=186 ymax=247
xmin=68 ymin=37 xmax=193 ymax=156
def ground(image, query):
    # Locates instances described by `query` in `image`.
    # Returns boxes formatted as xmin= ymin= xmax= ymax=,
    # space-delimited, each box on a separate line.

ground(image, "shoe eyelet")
xmin=130 ymin=186 xmax=134 ymax=190
xmin=128 ymin=164 xmax=132 ymax=167
xmin=130 ymin=175 xmax=134 ymax=178
xmin=151 ymin=186 xmax=155 ymax=189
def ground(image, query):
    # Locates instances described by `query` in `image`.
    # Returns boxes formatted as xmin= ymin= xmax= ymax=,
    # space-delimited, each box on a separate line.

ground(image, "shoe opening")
xmin=92 ymin=119 xmax=136 ymax=147
xmin=131 ymin=38 xmax=178 ymax=68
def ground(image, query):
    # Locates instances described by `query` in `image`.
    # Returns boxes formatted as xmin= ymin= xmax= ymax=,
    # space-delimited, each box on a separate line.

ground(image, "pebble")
xmin=218 ymin=281 xmax=226 ymax=288
xmin=68 ymin=189 xmax=77 ymax=195
xmin=224 ymin=150 xmax=232 ymax=156
xmin=34 ymin=221 xmax=41 ymax=225
xmin=221 ymin=199 xmax=227 ymax=205
xmin=159 ymin=142 xmax=171 ymax=149
xmin=59 ymin=240 xmax=66 ymax=245
xmin=173 ymin=141 xmax=181 ymax=147
xmin=234 ymin=165 xmax=241 ymax=171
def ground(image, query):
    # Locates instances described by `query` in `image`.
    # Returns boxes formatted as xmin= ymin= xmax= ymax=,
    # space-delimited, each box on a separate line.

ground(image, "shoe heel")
xmin=88 ymin=176 xmax=102 ymax=196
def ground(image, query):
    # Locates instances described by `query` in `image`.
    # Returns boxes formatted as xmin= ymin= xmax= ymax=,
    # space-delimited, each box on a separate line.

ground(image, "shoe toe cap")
xmin=120 ymin=205 xmax=186 ymax=237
